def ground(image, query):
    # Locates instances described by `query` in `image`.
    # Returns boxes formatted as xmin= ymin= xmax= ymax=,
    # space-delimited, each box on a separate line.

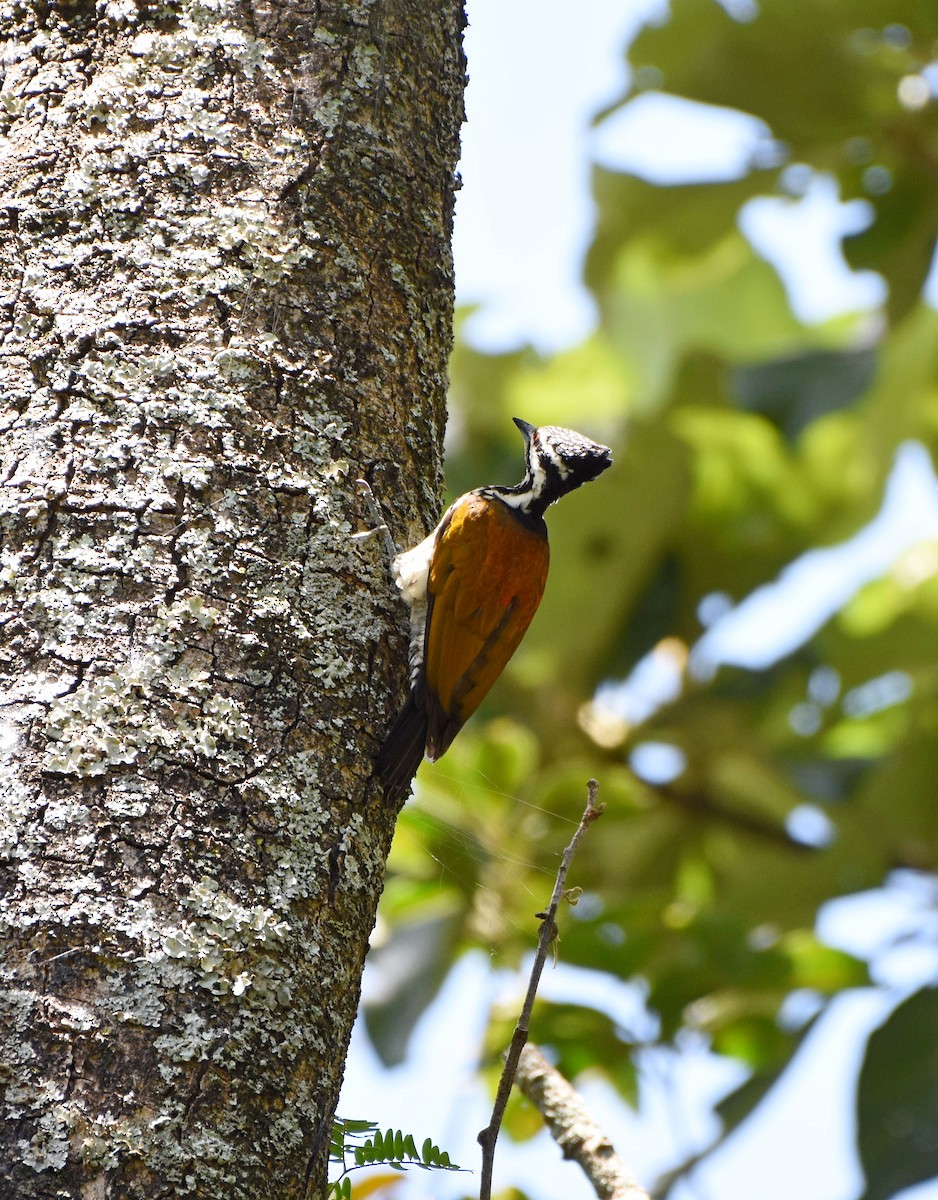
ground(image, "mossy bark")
xmin=0 ymin=0 xmax=464 ymax=1195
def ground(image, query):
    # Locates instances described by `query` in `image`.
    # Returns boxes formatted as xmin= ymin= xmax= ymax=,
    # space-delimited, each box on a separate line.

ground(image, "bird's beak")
xmin=512 ymin=417 xmax=537 ymax=443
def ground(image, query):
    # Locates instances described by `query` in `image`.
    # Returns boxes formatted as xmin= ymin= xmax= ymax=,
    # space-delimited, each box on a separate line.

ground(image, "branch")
xmin=658 ymin=783 xmax=813 ymax=852
xmin=516 ymin=1043 xmax=650 ymax=1200
xmin=477 ymin=778 xmax=604 ymax=1200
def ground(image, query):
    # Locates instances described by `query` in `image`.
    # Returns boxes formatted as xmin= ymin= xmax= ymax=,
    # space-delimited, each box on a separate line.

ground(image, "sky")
xmin=340 ymin=2 xmax=938 ymax=1198
xmin=452 ymin=0 xmax=665 ymax=352
xmin=449 ymin=0 xmax=902 ymax=352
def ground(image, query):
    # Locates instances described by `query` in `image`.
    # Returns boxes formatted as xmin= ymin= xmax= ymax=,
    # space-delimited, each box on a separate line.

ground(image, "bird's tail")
xmin=375 ymin=689 xmax=428 ymax=803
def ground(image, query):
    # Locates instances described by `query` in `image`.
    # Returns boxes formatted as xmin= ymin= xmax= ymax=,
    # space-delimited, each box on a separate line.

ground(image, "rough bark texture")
xmin=0 ymin=0 xmax=464 ymax=1195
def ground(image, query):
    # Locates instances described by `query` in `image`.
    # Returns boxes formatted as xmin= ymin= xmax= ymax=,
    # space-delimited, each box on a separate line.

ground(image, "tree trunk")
xmin=0 ymin=0 xmax=464 ymax=1195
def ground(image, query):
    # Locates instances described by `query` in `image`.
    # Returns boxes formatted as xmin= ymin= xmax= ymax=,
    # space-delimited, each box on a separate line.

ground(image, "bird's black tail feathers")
xmin=375 ymin=689 xmax=427 ymax=803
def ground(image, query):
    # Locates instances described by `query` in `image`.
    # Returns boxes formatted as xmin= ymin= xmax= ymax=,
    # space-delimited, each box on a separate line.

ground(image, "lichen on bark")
xmin=0 ymin=0 xmax=465 ymax=1194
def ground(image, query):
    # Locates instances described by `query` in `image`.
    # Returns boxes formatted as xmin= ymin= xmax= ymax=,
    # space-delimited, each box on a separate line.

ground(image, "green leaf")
xmin=506 ymin=335 xmax=634 ymax=424
xmin=588 ymin=168 xmax=775 ymax=283
xmin=857 ymin=988 xmax=938 ymax=1200
xmin=845 ymin=166 xmax=938 ymax=324
xmin=731 ymin=345 xmax=877 ymax=441
xmin=782 ymin=930 xmax=869 ymax=993
xmin=627 ymin=0 xmax=919 ymax=146
xmin=599 ymin=233 xmax=813 ymax=412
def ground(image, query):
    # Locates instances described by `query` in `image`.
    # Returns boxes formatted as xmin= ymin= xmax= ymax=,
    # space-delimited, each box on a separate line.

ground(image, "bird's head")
xmin=513 ymin=417 xmax=613 ymax=513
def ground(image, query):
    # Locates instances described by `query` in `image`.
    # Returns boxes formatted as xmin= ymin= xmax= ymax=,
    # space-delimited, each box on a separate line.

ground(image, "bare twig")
xmin=477 ymin=778 xmax=604 ymax=1200
xmin=516 ymin=1043 xmax=650 ymax=1200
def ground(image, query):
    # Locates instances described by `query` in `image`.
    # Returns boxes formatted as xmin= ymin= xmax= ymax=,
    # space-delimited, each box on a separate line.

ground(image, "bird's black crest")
xmin=513 ymin=417 xmax=613 ymax=511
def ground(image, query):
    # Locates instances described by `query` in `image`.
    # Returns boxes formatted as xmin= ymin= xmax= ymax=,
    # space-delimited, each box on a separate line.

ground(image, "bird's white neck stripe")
xmin=495 ymin=489 xmax=533 ymax=510
xmin=540 ymin=441 xmax=571 ymax=480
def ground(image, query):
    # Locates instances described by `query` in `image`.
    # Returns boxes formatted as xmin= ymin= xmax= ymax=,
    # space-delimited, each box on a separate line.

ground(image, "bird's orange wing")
xmin=423 ymin=493 xmax=549 ymax=760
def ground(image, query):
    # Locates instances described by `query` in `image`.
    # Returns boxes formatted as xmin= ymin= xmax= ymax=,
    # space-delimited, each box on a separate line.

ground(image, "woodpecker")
xmin=375 ymin=417 xmax=613 ymax=797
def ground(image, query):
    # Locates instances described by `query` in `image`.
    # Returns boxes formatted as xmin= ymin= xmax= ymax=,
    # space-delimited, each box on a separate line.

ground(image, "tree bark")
xmin=0 ymin=0 xmax=464 ymax=1196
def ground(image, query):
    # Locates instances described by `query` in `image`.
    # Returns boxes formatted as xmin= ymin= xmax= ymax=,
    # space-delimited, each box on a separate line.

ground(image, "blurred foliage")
xmin=367 ymin=0 xmax=938 ymax=1197
xmin=857 ymin=986 xmax=938 ymax=1200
